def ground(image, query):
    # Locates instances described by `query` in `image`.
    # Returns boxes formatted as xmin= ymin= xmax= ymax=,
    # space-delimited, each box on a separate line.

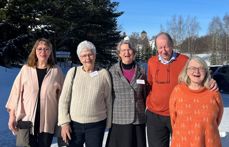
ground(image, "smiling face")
xmin=118 ymin=43 xmax=135 ymax=64
xmin=35 ymin=41 xmax=51 ymax=64
xmin=79 ymin=48 xmax=96 ymax=68
xmin=156 ymin=34 xmax=173 ymax=61
xmin=187 ymin=59 xmax=207 ymax=86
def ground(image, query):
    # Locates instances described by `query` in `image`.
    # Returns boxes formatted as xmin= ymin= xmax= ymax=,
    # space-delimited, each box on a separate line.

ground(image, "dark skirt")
xmin=106 ymin=123 xmax=146 ymax=147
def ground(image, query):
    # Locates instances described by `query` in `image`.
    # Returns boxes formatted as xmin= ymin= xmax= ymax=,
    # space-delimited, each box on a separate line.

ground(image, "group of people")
xmin=6 ymin=32 xmax=223 ymax=147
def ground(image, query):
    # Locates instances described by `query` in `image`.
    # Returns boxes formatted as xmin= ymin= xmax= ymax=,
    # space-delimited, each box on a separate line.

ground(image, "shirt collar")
xmin=158 ymin=51 xmax=177 ymax=64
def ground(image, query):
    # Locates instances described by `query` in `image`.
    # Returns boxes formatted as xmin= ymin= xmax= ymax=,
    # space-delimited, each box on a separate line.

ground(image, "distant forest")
xmin=128 ymin=15 xmax=229 ymax=65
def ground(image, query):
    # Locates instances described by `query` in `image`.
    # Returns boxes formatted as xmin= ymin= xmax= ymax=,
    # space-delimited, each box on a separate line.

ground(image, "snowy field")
xmin=0 ymin=65 xmax=229 ymax=146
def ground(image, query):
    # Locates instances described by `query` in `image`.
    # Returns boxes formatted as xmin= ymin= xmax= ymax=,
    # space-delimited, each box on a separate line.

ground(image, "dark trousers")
xmin=29 ymin=132 xmax=53 ymax=147
xmin=106 ymin=123 xmax=146 ymax=147
xmin=69 ymin=119 xmax=106 ymax=147
xmin=30 ymin=97 xmax=55 ymax=147
xmin=146 ymin=110 xmax=172 ymax=147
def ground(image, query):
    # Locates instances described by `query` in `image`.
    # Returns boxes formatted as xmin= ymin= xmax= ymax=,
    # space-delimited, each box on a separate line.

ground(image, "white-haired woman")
xmin=58 ymin=40 xmax=112 ymax=147
xmin=169 ymin=56 xmax=223 ymax=147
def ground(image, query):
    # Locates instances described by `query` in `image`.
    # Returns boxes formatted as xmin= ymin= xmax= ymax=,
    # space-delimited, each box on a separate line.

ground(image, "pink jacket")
xmin=6 ymin=64 xmax=64 ymax=134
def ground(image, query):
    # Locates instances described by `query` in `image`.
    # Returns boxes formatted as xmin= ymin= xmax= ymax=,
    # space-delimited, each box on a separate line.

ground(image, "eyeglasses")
xmin=80 ymin=53 xmax=94 ymax=59
xmin=36 ymin=48 xmax=50 ymax=52
xmin=157 ymin=46 xmax=171 ymax=50
xmin=187 ymin=67 xmax=206 ymax=73
xmin=120 ymin=49 xmax=133 ymax=53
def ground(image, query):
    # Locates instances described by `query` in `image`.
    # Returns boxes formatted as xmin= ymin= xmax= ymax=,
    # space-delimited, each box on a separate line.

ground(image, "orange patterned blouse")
xmin=169 ymin=83 xmax=224 ymax=147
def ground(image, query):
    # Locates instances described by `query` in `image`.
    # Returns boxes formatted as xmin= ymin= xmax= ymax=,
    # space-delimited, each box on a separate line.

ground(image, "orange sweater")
xmin=169 ymin=83 xmax=223 ymax=147
xmin=146 ymin=53 xmax=188 ymax=116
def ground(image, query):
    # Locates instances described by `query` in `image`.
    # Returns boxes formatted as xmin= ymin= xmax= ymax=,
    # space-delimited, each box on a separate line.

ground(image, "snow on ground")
xmin=184 ymin=53 xmax=212 ymax=66
xmin=0 ymin=67 xmax=20 ymax=147
xmin=0 ymin=65 xmax=229 ymax=147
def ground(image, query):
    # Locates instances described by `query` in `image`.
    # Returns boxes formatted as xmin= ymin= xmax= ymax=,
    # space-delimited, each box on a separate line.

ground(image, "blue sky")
xmin=112 ymin=0 xmax=229 ymax=38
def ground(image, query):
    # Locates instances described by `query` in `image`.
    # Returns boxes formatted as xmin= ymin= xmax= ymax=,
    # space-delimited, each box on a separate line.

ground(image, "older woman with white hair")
xmin=169 ymin=56 xmax=223 ymax=147
xmin=58 ymin=40 xmax=112 ymax=147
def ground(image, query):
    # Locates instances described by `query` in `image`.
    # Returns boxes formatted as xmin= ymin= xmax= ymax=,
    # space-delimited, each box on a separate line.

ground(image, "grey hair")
xmin=155 ymin=32 xmax=174 ymax=48
xmin=77 ymin=40 xmax=96 ymax=57
xmin=178 ymin=56 xmax=211 ymax=88
xmin=116 ymin=39 xmax=136 ymax=55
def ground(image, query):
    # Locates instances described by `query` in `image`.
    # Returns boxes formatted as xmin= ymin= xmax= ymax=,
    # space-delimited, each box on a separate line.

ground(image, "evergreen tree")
xmin=139 ymin=31 xmax=152 ymax=62
xmin=1 ymin=0 xmax=123 ymax=67
xmin=0 ymin=0 xmax=40 ymax=65
xmin=38 ymin=0 xmax=123 ymax=66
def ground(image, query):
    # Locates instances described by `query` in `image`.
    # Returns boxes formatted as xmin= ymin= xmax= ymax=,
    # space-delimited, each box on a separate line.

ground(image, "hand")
xmin=209 ymin=79 xmax=219 ymax=92
xmin=61 ymin=124 xmax=72 ymax=144
xmin=8 ymin=112 xmax=18 ymax=134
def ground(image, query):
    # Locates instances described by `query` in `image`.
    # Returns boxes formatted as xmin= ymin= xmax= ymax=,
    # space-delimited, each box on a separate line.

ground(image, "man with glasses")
xmin=146 ymin=32 xmax=218 ymax=147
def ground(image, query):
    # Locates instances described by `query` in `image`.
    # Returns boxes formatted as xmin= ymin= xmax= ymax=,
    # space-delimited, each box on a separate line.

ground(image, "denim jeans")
xmin=69 ymin=119 xmax=106 ymax=147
